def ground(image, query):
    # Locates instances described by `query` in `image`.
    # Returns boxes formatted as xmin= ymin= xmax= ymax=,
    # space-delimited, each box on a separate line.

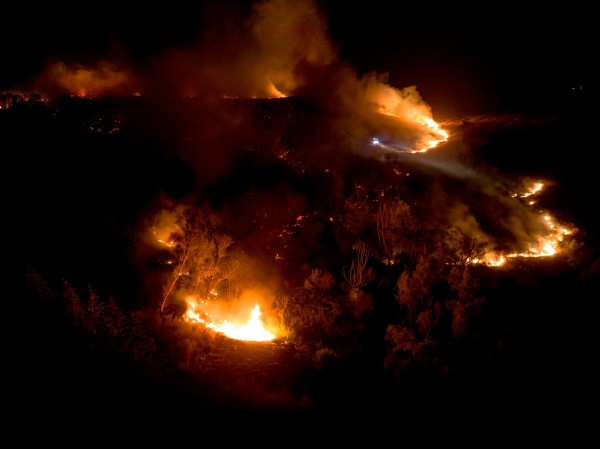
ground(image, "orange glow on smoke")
xmin=265 ymin=81 xmax=287 ymax=99
xmin=364 ymin=80 xmax=449 ymax=152
xmin=39 ymin=61 xmax=136 ymax=97
xmin=147 ymin=207 xmax=185 ymax=247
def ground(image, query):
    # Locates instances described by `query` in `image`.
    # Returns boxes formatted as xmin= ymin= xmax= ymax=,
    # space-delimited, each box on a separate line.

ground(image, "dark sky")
xmin=325 ymin=1 xmax=595 ymax=117
xmin=1 ymin=0 xmax=594 ymax=118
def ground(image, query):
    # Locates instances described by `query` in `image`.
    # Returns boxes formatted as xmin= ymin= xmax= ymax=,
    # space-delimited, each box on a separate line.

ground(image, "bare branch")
xmin=342 ymin=240 xmax=371 ymax=291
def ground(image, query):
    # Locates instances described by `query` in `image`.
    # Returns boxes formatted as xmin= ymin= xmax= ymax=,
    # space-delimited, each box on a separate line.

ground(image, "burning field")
xmin=5 ymin=0 xmax=598 ymax=435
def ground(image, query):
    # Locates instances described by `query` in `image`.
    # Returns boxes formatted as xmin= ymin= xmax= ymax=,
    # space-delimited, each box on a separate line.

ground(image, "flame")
xmin=362 ymin=80 xmax=449 ymax=152
xmin=470 ymin=180 xmax=576 ymax=267
xmin=376 ymin=111 xmax=449 ymax=153
xmin=147 ymin=208 xmax=184 ymax=249
xmin=185 ymin=303 xmax=276 ymax=342
xmin=414 ymin=116 xmax=450 ymax=152
xmin=519 ymin=182 xmax=544 ymax=198
xmin=473 ymin=215 xmax=574 ymax=267
xmin=265 ymin=81 xmax=287 ymax=99
xmin=369 ymin=114 xmax=449 ymax=154
xmin=152 ymin=226 xmax=177 ymax=248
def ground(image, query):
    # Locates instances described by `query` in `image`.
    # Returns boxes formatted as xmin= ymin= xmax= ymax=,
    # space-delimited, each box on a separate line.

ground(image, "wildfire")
xmin=153 ymin=226 xmax=177 ymax=248
xmin=413 ymin=116 xmax=450 ymax=152
xmin=37 ymin=61 xmax=136 ymax=98
xmin=474 ymin=223 xmax=573 ymax=267
xmin=471 ymin=180 xmax=576 ymax=267
xmin=265 ymin=81 xmax=287 ymax=99
xmin=374 ymin=112 xmax=449 ymax=153
xmin=147 ymin=208 xmax=184 ymax=249
xmin=518 ymin=182 xmax=544 ymax=198
xmin=185 ymin=303 xmax=276 ymax=342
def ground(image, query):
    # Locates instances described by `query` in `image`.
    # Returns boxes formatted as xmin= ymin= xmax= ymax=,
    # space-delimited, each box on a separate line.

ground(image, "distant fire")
xmin=517 ymin=182 xmax=544 ymax=198
xmin=378 ymin=112 xmax=449 ymax=153
xmin=35 ymin=61 xmax=137 ymax=98
xmin=361 ymin=79 xmax=449 ymax=153
xmin=185 ymin=302 xmax=276 ymax=342
xmin=471 ymin=180 xmax=576 ymax=267
xmin=265 ymin=81 xmax=287 ymax=99
xmin=414 ymin=117 xmax=450 ymax=152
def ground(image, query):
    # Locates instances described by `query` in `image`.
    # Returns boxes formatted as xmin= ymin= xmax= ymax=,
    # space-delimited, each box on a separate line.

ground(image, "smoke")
xmin=250 ymin=0 xmax=337 ymax=93
xmin=408 ymin=140 xmax=576 ymax=258
xmin=32 ymin=61 xmax=138 ymax=98
xmin=25 ymin=0 xmax=442 ymax=154
xmin=19 ymin=0 xmax=577 ymax=264
xmin=140 ymin=0 xmax=336 ymax=100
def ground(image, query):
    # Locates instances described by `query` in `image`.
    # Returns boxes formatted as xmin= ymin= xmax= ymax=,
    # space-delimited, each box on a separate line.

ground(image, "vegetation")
xmin=8 ymin=96 xmax=598 ymax=429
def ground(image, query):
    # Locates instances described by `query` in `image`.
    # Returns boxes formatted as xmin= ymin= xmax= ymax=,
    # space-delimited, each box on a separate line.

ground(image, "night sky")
xmin=2 ymin=0 xmax=595 ymax=118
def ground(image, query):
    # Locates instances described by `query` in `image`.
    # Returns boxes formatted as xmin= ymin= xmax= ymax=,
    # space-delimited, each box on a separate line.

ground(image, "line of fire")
xmin=9 ymin=77 xmax=583 ymax=335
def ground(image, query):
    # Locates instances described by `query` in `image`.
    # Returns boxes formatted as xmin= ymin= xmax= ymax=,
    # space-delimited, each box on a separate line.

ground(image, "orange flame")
xmin=470 ymin=180 xmax=576 ymax=267
xmin=185 ymin=303 xmax=276 ymax=342
xmin=265 ymin=81 xmax=287 ymax=99
xmin=413 ymin=116 xmax=450 ymax=152
xmin=472 ymin=216 xmax=574 ymax=267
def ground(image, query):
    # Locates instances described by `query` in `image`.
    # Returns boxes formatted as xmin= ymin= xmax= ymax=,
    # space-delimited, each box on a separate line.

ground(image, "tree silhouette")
xmin=376 ymin=197 xmax=418 ymax=267
xmin=342 ymin=239 xmax=371 ymax=300
xmin=442 ymin=227 xmax=488 ymax=267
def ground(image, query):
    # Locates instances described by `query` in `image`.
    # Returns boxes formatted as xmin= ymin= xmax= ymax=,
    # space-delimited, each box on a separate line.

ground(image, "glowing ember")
xmin=147 ymin=208 xmax=184 ymax=249
xmin=37 ymin=61 xmax=136 ymax=98
xmin=185 ymin=304 xmax=276 ymax=342
xmin=153 ymin=226 xmax=176 ymax=248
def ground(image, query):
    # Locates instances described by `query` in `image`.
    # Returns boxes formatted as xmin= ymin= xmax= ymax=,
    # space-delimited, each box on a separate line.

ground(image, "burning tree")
xmin=159 ymin=206 xmax=237 ymax=313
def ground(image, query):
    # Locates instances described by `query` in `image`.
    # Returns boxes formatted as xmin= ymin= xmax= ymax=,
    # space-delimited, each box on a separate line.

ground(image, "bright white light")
xmin=372 ymin=137 xmax=380 ymax=145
